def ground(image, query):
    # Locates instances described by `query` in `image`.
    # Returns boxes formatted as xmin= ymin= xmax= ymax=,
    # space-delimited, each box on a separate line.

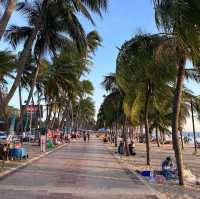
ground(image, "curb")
xmin=106 ymin=144 xmax=167 ymax=199
xmin=0 ymin=143 xmax=67 ymax=180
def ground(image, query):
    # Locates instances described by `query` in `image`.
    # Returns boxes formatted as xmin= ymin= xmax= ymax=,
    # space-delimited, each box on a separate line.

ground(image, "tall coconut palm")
xmin=0 ymin=0 xmax=16 ymax=40
xmin=74 ymin=80 xmax=94 ymax=130
xmin=153 ymin=0 xmax=200 ymax=185
xmin=0 ymin=0 xmax=108 ymax=41
xmin=16 ymin=59 xmax=49 ymax=132
xmin=0 ymin=50 xmax=15 ymax=82
xmin=182 ymin=87 xmax=200 ymax=153
xmin=97 ymin=88 xmax=125 ymax=147
xmin=116 ymin=33 xmax=177 ymax=165
xmin=101 ymin=73 xmax=125 ymax=148
xmin=76 ymin=97 xmax=95 ymax=129
xmin=0 ymin=50 xmax=16 ymax=124
xmin=41 ymin=37 xmax=95 ymax=128
xmin=148 ymin=90 xmax=173 ymax=147
xmin=2 ymin=1 xmax=77 ymax=110
xmin=2 ymin=0 xmax=107 ymax=110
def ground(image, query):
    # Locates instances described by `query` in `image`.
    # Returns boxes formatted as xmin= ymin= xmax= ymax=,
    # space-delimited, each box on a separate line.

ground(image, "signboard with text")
xmin=23 ymin=105 xmax=43 ymax=117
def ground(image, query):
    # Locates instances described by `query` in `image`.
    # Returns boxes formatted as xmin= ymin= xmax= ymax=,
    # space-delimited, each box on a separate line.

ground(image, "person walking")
xmin=87 ymin=132 xmax=90 ymax=142
xmin=118 ymin=141 xmax=124 ymax=155
xmin=40 ymin=134 xmax=46 ymax=153
xmin=83 ymin=132 xmax=87 ymax=142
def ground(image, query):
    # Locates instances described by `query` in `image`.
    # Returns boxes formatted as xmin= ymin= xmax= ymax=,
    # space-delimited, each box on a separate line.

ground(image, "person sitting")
xmin=118 ymin=141 xmax=124 ymax=154
xmin=162 ymin=156 xmax=176 ymax=179
xmin=103 ymin=134 xmax=108 ymax=143
xmin=65 ymin=134 xmax=70 ymax=143
xmin=128 ymin=140 xmax=136 ymax=155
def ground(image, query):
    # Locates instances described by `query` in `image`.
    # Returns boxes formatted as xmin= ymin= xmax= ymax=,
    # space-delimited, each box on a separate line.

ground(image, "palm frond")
xmin=185 ymin=68 xmax=200 ymax=83
xmin=5 ymin=25 xmax=33 ymax=49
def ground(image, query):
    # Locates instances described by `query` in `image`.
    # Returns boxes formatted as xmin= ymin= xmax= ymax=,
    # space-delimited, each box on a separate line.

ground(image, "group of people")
xmin=48 ymin=131 xmax=90 ymax=144
xmin=118 ymin=139 xmax=136 ymax=155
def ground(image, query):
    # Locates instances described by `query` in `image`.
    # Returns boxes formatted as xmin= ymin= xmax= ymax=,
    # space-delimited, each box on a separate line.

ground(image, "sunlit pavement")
xmin=0 ymin=137 xmax=160 ymax=199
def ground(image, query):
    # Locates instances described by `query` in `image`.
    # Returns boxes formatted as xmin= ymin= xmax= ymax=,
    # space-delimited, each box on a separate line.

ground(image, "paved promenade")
xmin=0 ymin=137 xmax=160 ymax=199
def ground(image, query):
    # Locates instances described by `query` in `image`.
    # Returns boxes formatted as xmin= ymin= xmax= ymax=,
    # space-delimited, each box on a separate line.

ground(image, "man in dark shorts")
xmin=83 ymin=132 xmax=87 ymax=142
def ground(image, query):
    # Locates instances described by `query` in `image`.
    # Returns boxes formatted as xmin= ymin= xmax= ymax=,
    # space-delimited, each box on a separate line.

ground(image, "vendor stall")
xmin=9 ymin=140 xmax=28 ymax=160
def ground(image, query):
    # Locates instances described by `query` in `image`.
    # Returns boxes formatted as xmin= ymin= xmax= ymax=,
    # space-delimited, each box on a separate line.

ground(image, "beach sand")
xmin=111 ymin=143 xmax=200 ymax=199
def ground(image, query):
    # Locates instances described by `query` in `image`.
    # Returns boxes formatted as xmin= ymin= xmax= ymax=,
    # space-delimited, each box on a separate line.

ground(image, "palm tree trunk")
xmin=17 ymin=64 xmax=40 ymax=133
xmin=139 ymin=122 xmax=143 ymax=142
xmin=61 ymin=112 xmax=68 ymax=130
xmin=45 ymin=98 xmax=49 ymax=123
xmin=57 ymin=107 xmax=61 ymax=121
xmin=59 ymin=106 xmax=68 ymax=129
xmin=79 ymin=118 xmax=84 ymax=129
xmin=128 ymin=127 xmax=130 ymax=140
xmin=191 ymin=100 xmax=197 ymax=154
xmin=123 ymin=116 xmax=129 ymax=156
xmin=144 ymin=81 xmax=151 ymax=166
xmin=180 ymin=129 xmax=184 ymax=150
xmin=0 ymin=86 xmax=3 ymax=104
xmin=2 ymin=30 xmax=37 ymax=108
xmin=69 ymin=101 xmax=74 ymax=130
xmin=29 ymin=98 xmax=34 ymax=134
xmin=56 ymin=107 xmax=61 ymax=128
xmin=0 ymin=0 xmax=16 ymax=40
xmin=171 ymin=51 xmax=185 ymax=185
xmin=18 ymin=81 xmax=23 ymax=114
xmin=0 ymin=87 xmax=8 ymax=128
xmin=46 ymin=104 xmax=53 ymax=128
xmin=74 ymin=100 xmax=81 ymax=131
xmin=109 ymin=126 xmax=112 ymax=141
xmin=37 ymin=88 xmax=42 ymax=128
xmin=50 ymin=112 xmax=56 ymax=128
xmin=18 ymin=80 xmax=23 ymax=130
xmin=115 ymin=123 xmax=118 ymax=147
xmin=155 ymin=126 xmax=160 ymax=147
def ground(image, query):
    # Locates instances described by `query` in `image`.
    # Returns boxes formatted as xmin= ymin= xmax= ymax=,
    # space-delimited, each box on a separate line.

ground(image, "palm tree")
xmin=153 ymin=0 xmax=200 ymax=185
xmin=193 ymin=97 xmax=200 ymax=152
xmin=97 ymin=88 xmax=125 ymax=148
xmin=76 ymin=97 xmax=95 ymax=129
xmin=0 ymin=0 xmax=108 ymax=41
xmin=39 ymin=31 xmax=99 ymax=129
xmin=101 ymin=73 xmax=125 ymax=148
xmin=0 ymin=50 xmax=16 ymax=82
xmin=0 ymin=0 xmax=16 ymax=40
xmin=148 ymin=93 xmax=173 ymax=147
xmin=116 ymin=33 xmax=177 ymax=165
xmin=178 ymin=101 xmax=190 ymax=149
xmin=182 ymin=88 xmax=200 ymax=153
xmin=2 ymin=0 xmax=107 ymax=109
xmin=74 ymin=80 xmax=94 ymax=130
xmin=0 ymin=50 xmax=16 ymax=126
xmin=2 ymin=1 xmax=76 ymax=109
xmin=16 ymin=59 xmax=49 ymax=132
xmin=101 ymin=72 xmax=123 ymax=146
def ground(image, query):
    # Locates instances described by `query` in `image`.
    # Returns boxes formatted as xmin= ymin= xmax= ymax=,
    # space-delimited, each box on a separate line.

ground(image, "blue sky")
xmin=81 ymin=0 xmax=159 ymax=112
xmin=1 ymin=0 xmax=200 ymax=130
xmin=79 ymin=0 xmax=200 ymax=115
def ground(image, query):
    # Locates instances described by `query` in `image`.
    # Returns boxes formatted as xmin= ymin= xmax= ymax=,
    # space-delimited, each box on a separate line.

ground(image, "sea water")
xmin=151 ymin=131 xmax=200 ymax=144
xmin=183 ymin=132 xmax=200 ymax=144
